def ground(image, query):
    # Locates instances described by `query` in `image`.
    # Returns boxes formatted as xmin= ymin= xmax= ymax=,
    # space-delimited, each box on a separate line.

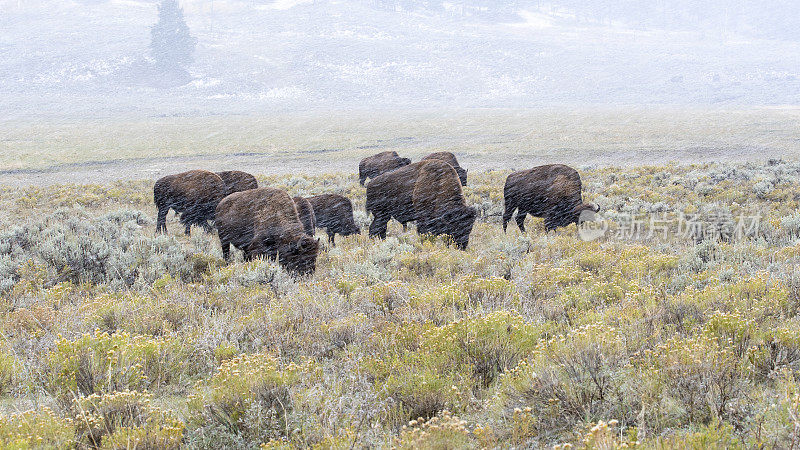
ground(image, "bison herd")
xmin=154 ymin=151 xmax=597 ymax=275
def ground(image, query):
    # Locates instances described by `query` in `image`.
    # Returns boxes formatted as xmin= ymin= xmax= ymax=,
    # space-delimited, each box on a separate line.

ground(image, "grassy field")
xmin=1 ymin=156 xmax=800 ymax=447
xmin=3 ymin=108 xmax=800 ymax=174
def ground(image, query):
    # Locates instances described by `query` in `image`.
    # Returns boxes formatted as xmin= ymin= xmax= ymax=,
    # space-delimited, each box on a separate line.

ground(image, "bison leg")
xmin=264 ymin=244 xmax=278 ymax=262
xmin=543 ymin=215 xmax=557 ymax=233
xmin=416 ymin=217 xmax=429 ymax=236
xmin=502 ymin=204 xmax=515 ymax=233
xmin=515 ymin=212 xmax=527 ymax=232
xmin=359 ymin=173 xmax=367 ymax=186
xmin=242 ymin=245 xmax=256 ymax=261
xmin=201 ymin=220 xmax=214 ymax=234
xmin=244 ymin=236 xmax=273 ymax=262
xmin=221 ymin=240 xmax=231 ymax=262
xmin=328 ymin=231 xmax=336 ymax=246
xmin=244 ymin=243 xmax=266 ymax=262
xmin=178 ymin=210 xmax=194 ymax=236
xmin=156 ymin=206 xmax=168 ymax=234
xmin=369 ymin=214 xmax=389 ymax=240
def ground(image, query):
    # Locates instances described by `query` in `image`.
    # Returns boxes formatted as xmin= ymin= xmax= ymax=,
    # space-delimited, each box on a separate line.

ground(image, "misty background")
xmin=1 ymin=0 xmax=799 ymax=118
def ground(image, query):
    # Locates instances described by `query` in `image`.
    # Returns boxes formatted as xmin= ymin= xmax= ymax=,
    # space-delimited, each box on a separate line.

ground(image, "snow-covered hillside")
xmin=1 ymin=0 xmax=799 ymax=117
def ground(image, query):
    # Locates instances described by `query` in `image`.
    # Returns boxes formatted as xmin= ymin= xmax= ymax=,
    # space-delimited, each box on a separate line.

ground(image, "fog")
xmin=1 ymin=0 xmax=799 ymax=118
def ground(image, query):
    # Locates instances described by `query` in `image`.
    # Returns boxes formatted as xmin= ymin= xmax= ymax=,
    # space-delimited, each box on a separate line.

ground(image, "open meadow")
xmin=3 ymin=108 xmax=800 ymax=185
xmin=1 ymin=111 xmax=800 ymax=448
xmin=2 ymin=157 xmax=800 ymax=447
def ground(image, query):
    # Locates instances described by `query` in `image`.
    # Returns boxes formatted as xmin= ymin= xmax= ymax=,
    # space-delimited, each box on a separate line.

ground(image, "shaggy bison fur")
xmin=503 ymin=164 xmax=599 ymax=233
xmin=154 ymin=170 xmax=226 ymax=236
xmin=413 ymin=160 xmax=477 ymax=249
xmin=216 ymin=170 xmax=258 ymax=197
xmin=366 ymin=160 xmax=477 ymax=249
xmin=307 ymin=194 xmax=361 ymax=245
xmin=216 ymin=187 xmax=320 ymax=275
xmin=366 ymin=161 xmax=424 ymax=239
xmin=359 ymin=151 xmax=411 ymax=186
xmin=293 ymin=196 xmax=317 ymax=237
xmin=421 ymin=151 xmax=468 ymax=186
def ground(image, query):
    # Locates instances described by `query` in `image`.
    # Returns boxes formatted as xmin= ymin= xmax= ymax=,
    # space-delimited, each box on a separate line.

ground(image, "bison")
xmin=307 ymin=194 xmax=361 ymax=245
xmin=293 ymin=196 xmax=317 ymax=237
xmin=413 ymin=160 xmax=477 ymax=249
xmin=216 ymin=170 xmax=258 ymax=197
xmin=366 ymin=160 xmax=477 ymax=249
xmin=359 ymin=151 xmax=411 ymax=186
xmin=154 ymin=170 xmax=226 ymax=235
xmin=366 ymin=161 xmax=424 ymax=239
xmin=421 ymin=151 xmax=468 ymax=186
xmin=216 ymin=187 xmax=320 ymax=275
xmin=503 ymin=164 xmax=599 ymax=233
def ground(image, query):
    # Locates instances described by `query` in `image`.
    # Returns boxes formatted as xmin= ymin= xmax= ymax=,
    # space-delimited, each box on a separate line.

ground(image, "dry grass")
xmin=1 ymin=159 xmax=800 ymax=447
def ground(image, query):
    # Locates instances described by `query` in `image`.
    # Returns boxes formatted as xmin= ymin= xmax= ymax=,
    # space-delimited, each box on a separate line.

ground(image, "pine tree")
xmin=150 ymin=0 xmax=197 ymax=72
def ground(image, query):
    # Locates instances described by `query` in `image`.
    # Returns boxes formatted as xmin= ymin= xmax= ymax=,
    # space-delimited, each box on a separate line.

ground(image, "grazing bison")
xmin=216 ymin=188 xmax=320 ymax=275
xmin=307 ymin=194 xmax=361 ymax=245
xmin=413 ymin=160 xmax=477 ymax=249
xmin=216 ymin=170 xmax=258 ymax=197
xmin=421 ymin=151 xmax=468 ymax=186
xmin=359 ymin=151 xmax=411 ymax=186
xmin=366 ymin=161 xmax=425 ymax=239
xmin=366 ymin=160 xmax=477 ymax=249
xmin=154 ymin=170 xmax=226 ymax=235
xmin=503 ymin=164 xmax=599 ymax=233
xmin=293 ymin=196 xmax=317 ymax=237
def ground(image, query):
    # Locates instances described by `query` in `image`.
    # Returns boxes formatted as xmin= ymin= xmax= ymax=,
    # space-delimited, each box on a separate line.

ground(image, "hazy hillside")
xmin=1 ymin=0 xmax=799 ymax=117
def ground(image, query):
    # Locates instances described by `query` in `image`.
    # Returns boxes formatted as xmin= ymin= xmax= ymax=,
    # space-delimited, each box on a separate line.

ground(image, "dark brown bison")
xmin=216 ymin=188 xmax=319 ymax=275
xmin=413 ymin=160 xmax=477 ymax=249
xmin=154 ymin=170 xmax=226 ymax=235
xmin=293 ymin=196 xmax=317 ymax=237
xmin=307 ymin=194 xmax=361 ymax=245
xmin=216 ymin=170 xmax=258 ymax=197
xmin=366 ymin=160 xmax=477 ymax=249
xmin=421 ymin=151 xmax=467 ymax=186
xmin=359 ymin=151 xmax=411 ymax=186
xmin=503 ymin=164 xmax=599 ymax=233
xmin=366 ymin=161 xmax=424 ymax=239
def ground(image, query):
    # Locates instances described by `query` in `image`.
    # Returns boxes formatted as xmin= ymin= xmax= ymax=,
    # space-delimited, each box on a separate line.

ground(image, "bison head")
xmin=444 ymin=206 xmax=478 ymax=250
xmin=563 ymin=202 xmax=600 ymax=226
xmin=399 ymin=157 xmax=411 ymax=166
xmin=279 ymin=235 xmax=320 ymax=276
xmin=342 ymin=223 xmax=361 ymax=237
